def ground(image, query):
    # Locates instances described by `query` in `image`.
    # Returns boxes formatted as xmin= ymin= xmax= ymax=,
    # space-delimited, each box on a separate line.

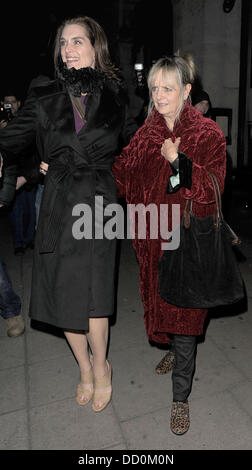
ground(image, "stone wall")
xmin=172 ymin=0 xmax=242 ymax=166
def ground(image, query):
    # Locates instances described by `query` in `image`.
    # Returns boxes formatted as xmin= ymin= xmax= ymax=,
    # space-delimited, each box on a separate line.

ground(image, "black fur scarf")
xmin=56 ymin=58 xmax=106 ymax=97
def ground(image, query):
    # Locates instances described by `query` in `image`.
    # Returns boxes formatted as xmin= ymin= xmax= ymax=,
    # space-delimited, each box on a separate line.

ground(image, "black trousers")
xmin=171 ymin=334 xmax=196 ymax=403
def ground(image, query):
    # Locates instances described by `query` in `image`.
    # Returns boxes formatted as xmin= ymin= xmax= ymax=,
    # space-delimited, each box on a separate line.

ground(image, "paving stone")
xmin=120 ymin=390 xmax=252 ymax=450
xmin=0 ymin=367 xmax=26 ymax=414
xmin=0 ymin=409 xmax=29 ymax=450
xmin=0 ymin=335 xmax=25 ymax=370
xmin=30 ymin=398 xmax=124 ymax=450
xmin=28 ymin=356 xmax=79 ymax=408
xmin=26 ymin=329 xmax=71 ymax=365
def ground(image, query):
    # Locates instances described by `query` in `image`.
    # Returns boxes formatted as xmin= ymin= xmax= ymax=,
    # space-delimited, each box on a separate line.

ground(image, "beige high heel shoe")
xmin=76 ymin=367 xmax=94 ymax=406
xmin=92 ymin=360 xmax=112 ymax=412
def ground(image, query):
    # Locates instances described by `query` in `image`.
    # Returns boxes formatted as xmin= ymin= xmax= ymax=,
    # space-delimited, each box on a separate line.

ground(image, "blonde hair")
xmin=147 ymin=54 xmax=196 ymax=120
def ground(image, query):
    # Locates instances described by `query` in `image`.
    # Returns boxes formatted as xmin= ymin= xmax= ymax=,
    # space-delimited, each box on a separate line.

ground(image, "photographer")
xmin=0 ymin=95 xmax=20 ymax=128
xmin=1 ymin=94 xmax=37 ymax=255
xmin=0 ymin=154 xmax=25 ymax=337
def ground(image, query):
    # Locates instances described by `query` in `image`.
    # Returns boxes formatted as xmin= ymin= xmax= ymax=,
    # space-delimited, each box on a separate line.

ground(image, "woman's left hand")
xmin=40 ymin=161 xmax=49 ymax=175
xmin=16 ymin=176 xmax=27 ymax=190
xmin=161 ymin=137 xmax=181 ymax=163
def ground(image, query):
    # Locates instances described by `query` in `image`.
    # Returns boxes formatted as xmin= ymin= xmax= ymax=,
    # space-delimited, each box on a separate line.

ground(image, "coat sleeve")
xmin=120 ymin=106 xmax=138 ymax=148
xmin=166 ymin=151 xmax=192 ymax=193
xmin=17 ymin=147 xmax=41 ymax=186
xmin=0 ymin=164 xmax=17 ymax=205
xmin=112 ymin=129 xmax=141 ymax=200
xmin=0 ymin=88 xmax=38 ymax=165
xmin=179 ymin=126 xmax=226 ymax=204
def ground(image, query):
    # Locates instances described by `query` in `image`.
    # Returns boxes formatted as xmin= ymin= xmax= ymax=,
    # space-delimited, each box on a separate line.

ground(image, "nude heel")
xmin=92 ymin=360 xmax=112 ymax=412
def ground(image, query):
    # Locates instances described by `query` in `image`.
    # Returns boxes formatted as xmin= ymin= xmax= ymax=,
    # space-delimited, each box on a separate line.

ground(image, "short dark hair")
xmin=2 ymin=94 xmax=19 ymax=102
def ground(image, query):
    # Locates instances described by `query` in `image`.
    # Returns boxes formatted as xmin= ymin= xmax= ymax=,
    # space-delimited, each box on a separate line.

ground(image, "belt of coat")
xmin=39 ymin=156 xmax=111 ymax=254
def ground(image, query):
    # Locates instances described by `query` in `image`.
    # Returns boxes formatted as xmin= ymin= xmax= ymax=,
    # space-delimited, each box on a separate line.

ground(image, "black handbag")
xmin=158 ymin=171 xmax=244 ymax=309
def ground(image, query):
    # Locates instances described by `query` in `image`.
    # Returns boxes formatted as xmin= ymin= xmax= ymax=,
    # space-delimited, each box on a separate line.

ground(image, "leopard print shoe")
xmin=155 ymin=351 xmax=175 ymax=374
xmin=170 ymin=401 xmax=190 ymax=435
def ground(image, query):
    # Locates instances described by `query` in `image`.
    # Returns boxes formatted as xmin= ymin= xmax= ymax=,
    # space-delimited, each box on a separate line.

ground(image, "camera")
xmin=0 ymin=103 xmax=13 ymax=122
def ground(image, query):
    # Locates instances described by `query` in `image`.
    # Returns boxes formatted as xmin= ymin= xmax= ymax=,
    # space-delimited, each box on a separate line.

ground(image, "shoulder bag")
xmin=158 ymin=171 xmax=244 ymax=308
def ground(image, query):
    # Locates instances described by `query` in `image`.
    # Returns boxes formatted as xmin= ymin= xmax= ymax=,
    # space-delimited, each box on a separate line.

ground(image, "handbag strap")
xmin=183 ymin=199 xmax=193 ymax=228
xmin=208 ymin=171 xmax=222 ymax=225
xmin=207 ymin=172 xmax=240 ymax=244
xmin=183 ymin=171 xmax=240 ymax=245
xmin=184 ymin=170 xmax=221 ymax=228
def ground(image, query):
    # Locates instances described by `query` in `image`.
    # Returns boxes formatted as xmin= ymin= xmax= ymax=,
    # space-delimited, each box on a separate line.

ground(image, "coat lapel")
xmin=40 ymin=91 xmax=85 ymax=157
xmin=39 ymin=81 xmax=123 ymax=156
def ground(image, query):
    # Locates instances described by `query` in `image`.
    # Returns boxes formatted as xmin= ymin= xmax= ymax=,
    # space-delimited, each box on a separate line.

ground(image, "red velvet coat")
xmin=113 ymin=102 xmax=226 ymax=343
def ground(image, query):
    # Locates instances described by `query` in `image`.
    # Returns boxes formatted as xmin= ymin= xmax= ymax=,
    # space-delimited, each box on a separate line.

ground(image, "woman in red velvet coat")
xmin=113 ymin=55 xmax=226 ymax=435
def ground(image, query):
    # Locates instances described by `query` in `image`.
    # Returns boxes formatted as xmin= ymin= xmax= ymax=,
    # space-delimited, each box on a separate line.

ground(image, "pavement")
xmin=0 ymin=199 xmax=252 ymax=452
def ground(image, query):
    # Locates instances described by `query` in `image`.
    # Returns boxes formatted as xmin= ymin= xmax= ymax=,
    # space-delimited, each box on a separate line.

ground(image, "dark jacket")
xmin=0 ymin=77 xmax=129 ymax=330
xmin=0 ymin=163 xmax=17 ymax=205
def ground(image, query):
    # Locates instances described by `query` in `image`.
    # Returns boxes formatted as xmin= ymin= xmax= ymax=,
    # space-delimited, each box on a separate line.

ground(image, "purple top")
xmin=72 ymin=95 xmax=86 ymax=134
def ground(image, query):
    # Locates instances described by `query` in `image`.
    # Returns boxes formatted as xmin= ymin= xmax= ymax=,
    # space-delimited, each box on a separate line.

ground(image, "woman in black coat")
xmin=0 ymin=16 xmax=131 ymax=412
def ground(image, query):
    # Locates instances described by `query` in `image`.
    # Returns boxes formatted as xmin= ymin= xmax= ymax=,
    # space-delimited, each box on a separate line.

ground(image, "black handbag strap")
xmin=183 ymin=171 xmax=240 ymax=245
xmin=208 ymin=171 xmax=223 ymax=218
xmin=184 ymin=171 xmax=221 ymax=226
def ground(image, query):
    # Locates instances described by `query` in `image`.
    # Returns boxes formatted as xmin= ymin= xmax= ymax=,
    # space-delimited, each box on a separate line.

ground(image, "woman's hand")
xmin=161 ymin=137 xmax=181 ymax=163
xmin=16 ymin=176 xmax=27 ymax=190
xmin=40 ymin=161 xmax=49 ymax=175
xmin=0 ymin=120 xmax=7 ymax=129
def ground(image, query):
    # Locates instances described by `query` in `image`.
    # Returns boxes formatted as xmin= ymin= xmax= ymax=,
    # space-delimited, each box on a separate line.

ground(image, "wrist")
xmin=169 ymin=153 xmax=178 ymax=163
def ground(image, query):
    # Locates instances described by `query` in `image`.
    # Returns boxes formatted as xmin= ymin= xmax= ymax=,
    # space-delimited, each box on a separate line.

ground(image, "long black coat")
xmin=0 ymin=78 xmax=128 ymax=330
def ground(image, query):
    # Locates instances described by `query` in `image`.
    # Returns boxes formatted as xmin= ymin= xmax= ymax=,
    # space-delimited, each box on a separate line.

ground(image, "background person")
xmin=191 ymin=83 xmax=233 ymax=222
xmin=113 ymin=55 xmax=226 ymax=435
xmin=191 ymin=86 xmax=213 ymax=118
xmin=0 ymin=95 xmax=20 ymax=129
xmin=1 ymin=94 xmax=37 ymax=256
xmin=190 ymin=71 xmax=213 ymax=119
xmin=0 ymin=155 xmax=25 ymax=337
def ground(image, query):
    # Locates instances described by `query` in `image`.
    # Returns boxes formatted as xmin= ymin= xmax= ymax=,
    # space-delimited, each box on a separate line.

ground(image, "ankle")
xmin=80 ymin=362 xmax=92 ymax=378
xmin=93 ymin=360 xmax=108 ymax=377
